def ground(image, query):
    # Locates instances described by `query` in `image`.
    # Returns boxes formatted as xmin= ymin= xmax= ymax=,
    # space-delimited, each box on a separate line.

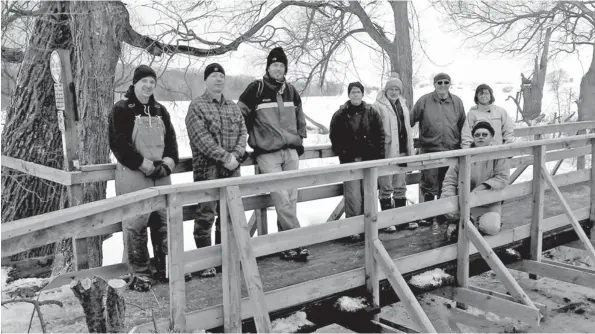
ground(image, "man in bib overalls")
xmin=109 ymin=65 xmax=180 ymax=291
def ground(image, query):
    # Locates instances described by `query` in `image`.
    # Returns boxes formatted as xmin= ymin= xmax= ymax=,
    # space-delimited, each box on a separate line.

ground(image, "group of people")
xmin=108 ymin=46 xmax=515 ymax=292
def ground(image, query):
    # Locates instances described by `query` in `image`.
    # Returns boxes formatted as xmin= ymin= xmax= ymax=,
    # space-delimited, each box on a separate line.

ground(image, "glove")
xmin=295 ymin=145 xmax=305 ymax=157
xmin=148 ymin=163 xmax=171 ymax=180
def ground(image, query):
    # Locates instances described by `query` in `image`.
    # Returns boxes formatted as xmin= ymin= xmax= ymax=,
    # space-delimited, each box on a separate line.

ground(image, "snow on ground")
xmin=409 ymin=268 xmax=453 ymax=289
xmin=271 ymin=311 xmax=313 ymax=333
xmin=335 ymin=296 xmax=368 ymax=312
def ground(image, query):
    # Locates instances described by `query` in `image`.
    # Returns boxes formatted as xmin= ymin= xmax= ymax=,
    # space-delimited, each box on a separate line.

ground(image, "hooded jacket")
xmin=329 ymin=101 xmax=385 ymax=164
xmin=237 ymin=75 xmax=307 ymax=154
xmin=461 ymin=104 xmax=514 ymax=149
xmin=373 ymin=93 xmax=414 ymax=157
xmin=410 ymin=91 xmax=466 ymax=152
xmin=108 ymin=87 xmax=179 ymax=170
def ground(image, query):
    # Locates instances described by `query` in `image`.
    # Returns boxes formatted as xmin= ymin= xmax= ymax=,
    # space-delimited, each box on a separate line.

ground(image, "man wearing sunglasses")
xmin=410 ymin=73 xmax=466 ymax=226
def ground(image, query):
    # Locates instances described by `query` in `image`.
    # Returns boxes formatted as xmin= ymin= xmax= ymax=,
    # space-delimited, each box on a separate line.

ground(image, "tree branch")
xmin=347 ymin=1 xmax=392 ymax=51
xmin=1 ymin=46 xmax=24 ymax=63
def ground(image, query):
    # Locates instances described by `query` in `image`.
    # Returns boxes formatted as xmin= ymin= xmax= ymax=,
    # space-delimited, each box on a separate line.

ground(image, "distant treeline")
xmin=1 ymin=63 xmax=345 ymax=106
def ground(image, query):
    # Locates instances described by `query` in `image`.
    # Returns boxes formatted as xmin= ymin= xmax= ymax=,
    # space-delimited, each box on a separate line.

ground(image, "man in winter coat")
xmin=237 ymin=47 xmax=309 ymax=262
xmin=441 ymin=121 xmax=510 ymax=238
xmin=410 ymin=73 xmax=466 ymax=225
xmin=373 ymin=73 xmax=417 ymax=232
xmin=330 ymin=82 xmax=385 ymax=242
xmin=186 ymin=63 xmax=247 ymax=277
xmin=461 ymin=84 xmax=514 ymax=149
xmin=109 ymin=65 xmax=180 ymax=291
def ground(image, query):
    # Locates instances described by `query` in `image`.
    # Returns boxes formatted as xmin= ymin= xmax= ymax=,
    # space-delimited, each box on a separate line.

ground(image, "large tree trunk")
xmin=520 ymin=28 xmax=551 ymax=122
xmin=388 ymin=1 xmax=413 ymax=109
xmin=575 ymin=43 xmax=595 ymax=170
xmin=1 ymin=1 xmax=70 ymax=261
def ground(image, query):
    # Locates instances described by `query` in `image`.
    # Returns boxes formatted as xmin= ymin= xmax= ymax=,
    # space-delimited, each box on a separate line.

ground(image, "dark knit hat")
xmin=267 ymin=47 xmax=288 ymax=73
xmin=433 ymin=72 xmax=451 ymax=84
xmin=133 ymin=65 xmax=157 ymax=85
xmin=347 ymin=81 xmax=364 ymax=95
xmin=472 ymin=121 xmax=495 ymax=137
xmin=204 ymin=63 xmax=225 ymax=80
xmin=474 ymin=84 xmax=495 ymax=104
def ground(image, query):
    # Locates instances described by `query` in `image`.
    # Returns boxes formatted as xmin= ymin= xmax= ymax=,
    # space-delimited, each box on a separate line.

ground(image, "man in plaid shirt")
xmin=186 ymin=63 xmax=247 ymax=277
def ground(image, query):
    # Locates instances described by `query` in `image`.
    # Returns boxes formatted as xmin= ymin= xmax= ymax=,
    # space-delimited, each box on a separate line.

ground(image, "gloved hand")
xmin=149 ymin=162 xmax=171 ymax=180
xmin=295 ymin=145 xmax=305 ymax=156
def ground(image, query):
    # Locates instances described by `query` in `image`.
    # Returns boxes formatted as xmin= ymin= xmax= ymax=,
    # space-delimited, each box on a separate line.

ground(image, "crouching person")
xmin=330 ymin=82 xmax=385 ymax=243
xmin=186 ymin=63 xmax=247 ymax=277
xmin=109 ymin=65 xmax=180 ymax=291
xmin=441 ymin=121 xmax=509 ymax=239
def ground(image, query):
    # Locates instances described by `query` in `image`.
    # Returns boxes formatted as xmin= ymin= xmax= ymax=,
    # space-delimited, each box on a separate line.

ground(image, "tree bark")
xmin=575 ymin=43 xmax=595 ymax=170
xmin=388 ymin=1 xmax=413 ymax=109
xmin=520 ymin=28 xmax=551 ymax=122
xmin=1 ymin=1 xmax=70 ymax=261
xmin=70 ymin=277 xmax=108 ymax=333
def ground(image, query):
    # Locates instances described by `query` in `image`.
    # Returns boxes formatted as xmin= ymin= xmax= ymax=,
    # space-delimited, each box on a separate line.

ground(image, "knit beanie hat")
xmin=433 ymin=72 xmax=451 ymax=84
xmin=267 ymin=47 xmax=288 ymax=73
xmin=204 ymin=63 xmax=226 ymax=80
xmin=133 ymin=65 xmax=157 ymax=85
xmin=384 ymin=72 xmax=403 ymax=93
xmin=472 ymin=121 xmax=495 ymax=137
xmin=347 ymin=81 xmax=364 ymax=95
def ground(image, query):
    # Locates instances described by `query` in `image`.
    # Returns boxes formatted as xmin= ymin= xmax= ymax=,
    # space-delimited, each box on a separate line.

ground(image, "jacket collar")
xmin=341 ymin=100 xmax=367 ymax=111
xmin=472 ymin=103 xmax=492 ymax=113
xmin=202 ymin=90 xmax=229 ymax=105
xmin=432 ymin=91 xmax=452 ymax=103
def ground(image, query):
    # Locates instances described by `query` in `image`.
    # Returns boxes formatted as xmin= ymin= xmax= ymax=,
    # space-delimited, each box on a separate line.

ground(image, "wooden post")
xmin=509 ymin=164 xmax=529 ymax=185
xmin=590 ymin=138 xmax=595 ymax=226
xmin=577 ymin=129 xmax=586 ymax=170
xmin=530 ymin=144 xmax=545 ymax=279
xmin=363 ymin=168 xmax=379 ymax=320
xmin=167 ymin=194 xmax=186 ymax=332
xmin=220 ymin=188 xmax=242 ymax=332
xmin=541 ymin=165 xmax=595 ymax=262
xmin=51 ymin=49 xmax=87 ymax=270
xmin=456 ymin=155 xmax=471 ymax=309
xmin=254 ymin=165 xmax=268 ymax=236
xmin=225 ymin=185 xmax=272 ymax=332
xmin=326 ymin=198 xmax=345 ymax=221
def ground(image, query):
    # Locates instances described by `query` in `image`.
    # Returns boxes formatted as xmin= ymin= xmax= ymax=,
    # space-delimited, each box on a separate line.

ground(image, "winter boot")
xmin=379 ymin=198 xmax=397 ymax=233
xmin=214 ymin=229 xmax=222 ymax=273
xmin=128 ymin=275 xmax=153 ymax=292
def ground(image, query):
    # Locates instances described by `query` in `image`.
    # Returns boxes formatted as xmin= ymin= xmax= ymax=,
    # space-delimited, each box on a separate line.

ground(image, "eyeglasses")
xmin=436 ymin=81 xmax=450 ymax=86
xmin=474 ymin=132 xmax=490 ymax=138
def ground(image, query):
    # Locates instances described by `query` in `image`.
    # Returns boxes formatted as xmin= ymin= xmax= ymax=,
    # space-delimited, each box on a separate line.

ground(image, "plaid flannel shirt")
xmin=185 ymin=91 xmax=247 ymax=181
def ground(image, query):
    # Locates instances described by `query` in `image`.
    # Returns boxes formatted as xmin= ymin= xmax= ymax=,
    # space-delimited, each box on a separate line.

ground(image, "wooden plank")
xmin=70 ymin=169 xmax=115 ymax=184
xmin=167 ymin=193 xmax=187 ymax=332
xmin=370 ymin=319 xmax=405 ymax=333
xmin=69 ymin=184 xmax=88 ymax=270
xmin=254 ymin=165 xmax=268 ymax=236
xmin=560 ymin=239 xmax=595 ymax=252
xmin=513 ymin=121 xmax=595 ymax=137
xmin=225 ymin=185 xmax=272 ymax=332
xmin=373 ymin=240 xmax=437 ymax=333
xmin=467 ymin=285 xmax=548 ymax=315
xmin=531 ymin=145 xmax=545 ymax=278
xmin=541 ymin=259 xmax=595 ymax=275
xmin=326 ymin=198 xmax=345 ymax=221
xmin=132 ymin=207 xmax=590 ymax=333
xmin=471 ymin=139 xmax=590 ymax=163
xmin=432 ymin=287 xmax=540 ymax=326
xmin=220 ymin=188 xmax=242 ymax=332
xmin=508 ymin=260 xmax=595 ymax=289
xmin=551 ymin=158 xmax=564 ymax=175
xmin=0 ymin=155 xmax=73 ymax=185
xmin=364 ymin=168 xmax=380 ymax=320
xmin=466 ymin=221 xmax=537 ymax=309
xmin=509 ymin=164 xmax=529 ymax=184
xmin=591 ymin=138 xmax=595 ymax=224
xmin=541 ymin=165 xmax=595 ymax=262
xmin=76 ymin=222 xmax=122 ymax=239
xmin=457 ymin=155 xmax=471 ymax=303
xmin=248 ymin=212 xmax=258 ymax=237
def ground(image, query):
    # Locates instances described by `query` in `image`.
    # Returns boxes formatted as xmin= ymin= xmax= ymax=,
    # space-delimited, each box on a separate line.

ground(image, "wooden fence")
xmin=2 ymin=125 xmax=595 ymax=332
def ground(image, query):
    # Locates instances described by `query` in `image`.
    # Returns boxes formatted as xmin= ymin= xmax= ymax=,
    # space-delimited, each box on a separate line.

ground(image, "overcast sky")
xmin=128 ymin=0 xmax=591 ymax=88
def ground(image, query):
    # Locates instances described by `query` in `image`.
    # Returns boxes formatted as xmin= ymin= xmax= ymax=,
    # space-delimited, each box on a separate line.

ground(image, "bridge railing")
xmin=2 ymin=132 xmax=594 ymax=332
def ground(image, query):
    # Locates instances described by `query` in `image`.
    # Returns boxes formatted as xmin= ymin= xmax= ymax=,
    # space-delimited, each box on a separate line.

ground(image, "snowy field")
xmin=100 ymin=82 xmax=583 ymax=266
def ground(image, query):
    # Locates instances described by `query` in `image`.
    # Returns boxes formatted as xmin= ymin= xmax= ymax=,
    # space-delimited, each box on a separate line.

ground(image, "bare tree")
xmin=433 ymin=0 xmax=595 ymax=125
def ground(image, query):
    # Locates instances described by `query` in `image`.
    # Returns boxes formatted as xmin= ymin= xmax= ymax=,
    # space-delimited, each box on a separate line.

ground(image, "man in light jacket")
xmin=373 ymin=73 xmax=417 ymax=231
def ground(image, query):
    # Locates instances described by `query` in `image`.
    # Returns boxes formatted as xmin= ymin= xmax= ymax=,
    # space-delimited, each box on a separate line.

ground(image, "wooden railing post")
xmin=590 ymin=138 xmax=595 ymax=227
xmin=363 ymin=167 xmax=379 ymax=319
xmin=456 ymin=155 xmax=471 ymax=309
xmin=254 ymin=165 xmax=268 ymax=236
xmin=220 ymin=188 xmax=242 ymax=332
xmin=577 ymin=129 xmax=587 ymax=170
xmin=530 ymin=144 xmax=545 ymax=279
xmin=166 ymin=193 xmax=186 ymax=332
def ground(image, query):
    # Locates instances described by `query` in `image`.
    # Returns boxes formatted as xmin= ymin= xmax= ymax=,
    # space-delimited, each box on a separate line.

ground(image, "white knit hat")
xmin=384 ymin=72 xmax=403 ymax=93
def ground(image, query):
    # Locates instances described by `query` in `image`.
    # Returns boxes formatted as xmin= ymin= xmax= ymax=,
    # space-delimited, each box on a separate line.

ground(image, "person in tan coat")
xmin=441 ymin=121 xmax=509 ymax=238
xmin=373 ymin=73 xmax=417 ymax=231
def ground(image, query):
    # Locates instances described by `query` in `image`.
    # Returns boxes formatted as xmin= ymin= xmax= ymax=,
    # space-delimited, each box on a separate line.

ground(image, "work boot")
xmin=418 ymin=193 xmax=436 ymax=227
xmin=379 ymin=198 xmax=397 ymax=233
xmin=280 ymin=247 xmax=310 ymax=262
xmin=128 ymin=275 xmax=153 ymax=292
xmin=445 ymin=223 xmax=458 ymax=242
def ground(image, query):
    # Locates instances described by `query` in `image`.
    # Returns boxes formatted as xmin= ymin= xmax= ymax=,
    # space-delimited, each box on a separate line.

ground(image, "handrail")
xmin=2 ymin=134 xmax=594 ymax=257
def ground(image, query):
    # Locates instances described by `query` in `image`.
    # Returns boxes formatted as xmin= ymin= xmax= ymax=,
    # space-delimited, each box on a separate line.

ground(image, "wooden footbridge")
xmin=2 ymin=121 xmax=595 ymax=333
